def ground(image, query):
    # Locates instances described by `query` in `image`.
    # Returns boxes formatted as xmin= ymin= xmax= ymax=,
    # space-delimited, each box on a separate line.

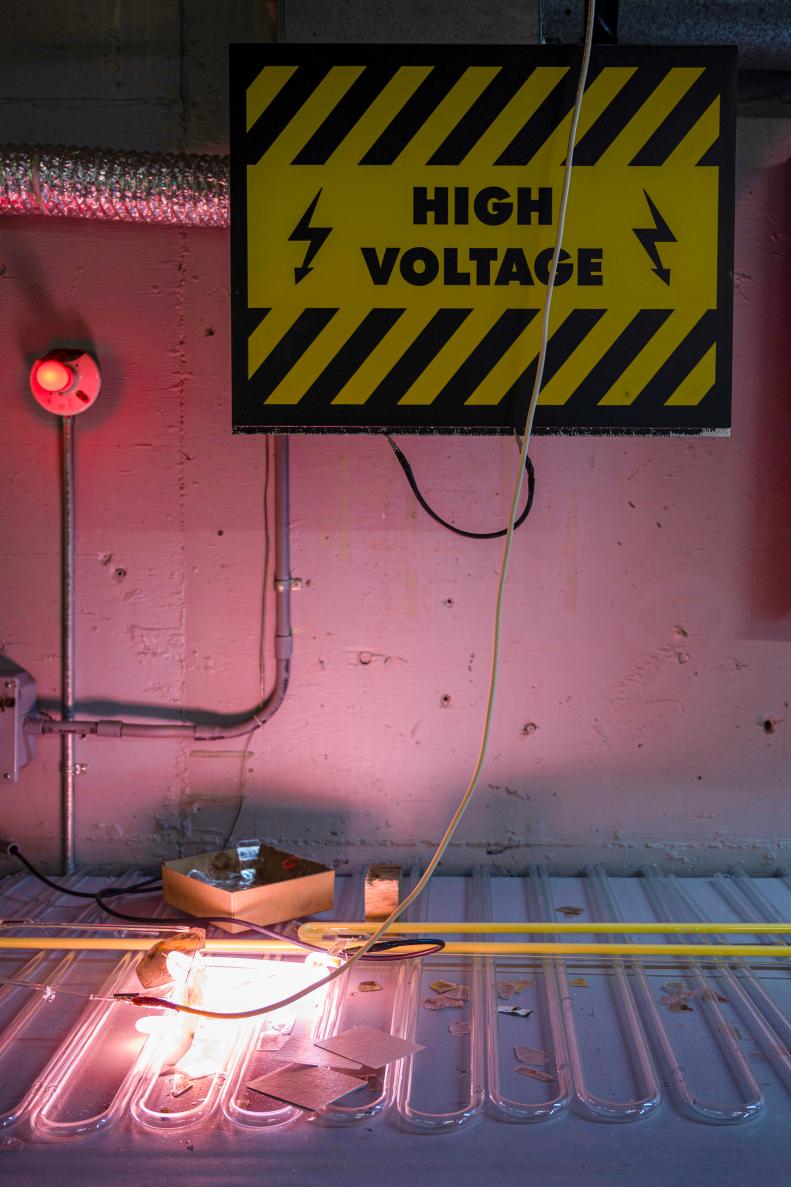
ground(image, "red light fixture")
xmin=34 ymin=358 xmax=74 ymax=393
xmin=30 ymin=350 xmax=101 ymax=416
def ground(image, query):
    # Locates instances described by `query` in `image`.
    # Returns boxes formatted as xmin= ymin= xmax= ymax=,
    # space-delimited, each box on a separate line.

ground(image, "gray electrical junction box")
xmin=0 ymin=657 xmax=36 ymax=783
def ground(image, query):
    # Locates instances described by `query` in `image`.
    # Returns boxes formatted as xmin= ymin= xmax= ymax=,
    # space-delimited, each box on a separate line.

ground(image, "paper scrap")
xmin=555 ymin=906 xmax=584 ymax=916
xmin=689 ymin=987 xmax=727 ymax=1003
xmin=449 ymin=1021 xmax=471 ymax=1037
xmin=513 ymin=979 xmax=532 ymax=992
xmin=265 ymin=1034 xmax=363 ymax=1071
xmin=257 ymin=1032 xmax=290 ymax=1052
xmin=248 ymin=1063 xmax=367 ymax=1110
xmin=423 ymin=995 xmax=465 ymax=1010
xmin=497 ymin=980 xmax=516 ymax=999
xmin=498 ymin=1006 xmax=533 ymax=1018
xmin=358 ymin=980 xmax=383 ymax=993
xmin=660 ymin=986 xmax=727 ymax=1014
xmin=516 ymin=1065 xmax=554 ymax=1083
xmin=171 ymin=1073 xmax=194 ymax=1098
xmin=514 ymin=1045 xmax=549 ymax=1066
xmin=430 ymin=979 xmax=458 ymax=995
xmin=315 ymin=1025 xmax=423 ymax=1069
xmin=136 ymin=928 xmax=206 ymax=989
xmin=570 ymin=977 xmax=589 ymax=988
xmin=661 ymin=995 xmax=694 ymax=1013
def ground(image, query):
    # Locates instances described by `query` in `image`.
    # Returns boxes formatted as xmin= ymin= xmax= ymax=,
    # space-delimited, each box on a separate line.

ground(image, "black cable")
xmin=93 ymin=886 xmax=444 ymax=960
xmin=8 ymin=844 xmax=159 ymax=900
xmin=10 ymin=846 xmax=444 ymax=960
xmin=386 ymin=436 xmax=535 ymax=540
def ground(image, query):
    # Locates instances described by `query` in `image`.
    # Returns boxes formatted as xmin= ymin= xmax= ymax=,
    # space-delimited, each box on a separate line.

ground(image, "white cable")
xmin=358 ymin=0 xmax=598 ymax=940
xmin=124 ymin=6 xmax=597 ymax=1020
xmin=266 ymin=2 xmax=597 ymax=986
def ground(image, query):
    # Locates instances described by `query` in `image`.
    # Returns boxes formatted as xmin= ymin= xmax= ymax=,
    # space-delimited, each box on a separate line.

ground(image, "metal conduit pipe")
xmin=25 ymin=436 xmax=292 ymax=742
xmin=61 ymin=418 xmax=76 ymax=874
xmin=0 ymin=145 xmax=228 ymax=227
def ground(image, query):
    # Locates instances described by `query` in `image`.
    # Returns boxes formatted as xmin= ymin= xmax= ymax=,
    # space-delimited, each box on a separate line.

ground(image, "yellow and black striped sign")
xmin=231 ymin=45 xmax=735 ymax=435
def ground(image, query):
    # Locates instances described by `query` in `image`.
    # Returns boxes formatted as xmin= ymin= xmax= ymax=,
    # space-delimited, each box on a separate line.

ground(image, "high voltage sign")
xmin=230 ymin=45 xmax=735 ymax=435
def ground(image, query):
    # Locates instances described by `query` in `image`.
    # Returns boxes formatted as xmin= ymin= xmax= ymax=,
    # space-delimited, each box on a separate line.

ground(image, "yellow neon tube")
xmin=298 ymin=920 xmax=791 ymax=938
xmin=0 ymin=937 xmax=789 ymax=959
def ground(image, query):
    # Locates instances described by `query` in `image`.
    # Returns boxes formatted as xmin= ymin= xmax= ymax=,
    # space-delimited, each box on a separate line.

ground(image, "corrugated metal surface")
xmin=1 ymin=869 xmax=790 ymax=1183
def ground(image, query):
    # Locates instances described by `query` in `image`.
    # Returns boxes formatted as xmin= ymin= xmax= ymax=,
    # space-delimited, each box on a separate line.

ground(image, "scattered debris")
xmin=136 ymin=928 xmax=206 ymax=989
xmin=516 ymin=1066 xmax=554 ymax=1083
xmin=497 ymin=980 xmax=516 ymax=999
xmin=184 ymin=1142 xmax=194 ymax=1152
xmin=569 ymin=977 xmax=589 ymax=988
xmin=0 ymin=1138 xmax=23 ymax=1151
xmin=660 ymin=986 xmax=727 ymax=1014
xmin=449 ymin=1021 xmax=471 ymax=1037
xmin=430 ymin=979 xmax=458 ymax=995
xmin=358 ymin=981 xmax=383 ymax=993
xmin=513 ymin=979 xmax=533 ymax=992
xmin=555 ymin=906 xmax=584 ymax=916
xmin=158 ymin=1107 xmax=172 ymax=1114
xmin=267 ymin=1035 xmax=362 ymax=1071
xmin=315 ymin=1025 xmax=424 ymax=1069
xmin=748 ymin=1051 xmax=768 ymax=1064
xmin=661 ymin=982 xmax=685 ymax=993
xmin=497 ymin=1006 xmax=533 ymax=1018
xmin=514 ymin=1045 xmax=549 ymax=1066
xmin=257 ymin=1031 xmax=290 ymax=1052
xmin=423 ymin=995 xmax=465 ymax=1010
xmin=661 ymin=995 xmax=694 ymax=1013
xmin=248 ymin=1065 xmax=367 ymax=1111
xmin=171 ymin=1073 xmax=194 ymax=1098
xmin=691 ymin=988 xmax=727 ymax=1004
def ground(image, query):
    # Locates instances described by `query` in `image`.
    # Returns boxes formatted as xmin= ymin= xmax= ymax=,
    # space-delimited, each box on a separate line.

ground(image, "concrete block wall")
xmin=1 ymin=2 xmax=790 ymax=874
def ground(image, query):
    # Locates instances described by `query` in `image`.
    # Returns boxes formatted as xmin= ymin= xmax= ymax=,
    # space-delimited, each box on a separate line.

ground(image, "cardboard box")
xmin=162 ymin=843 xmax=334 ymax=934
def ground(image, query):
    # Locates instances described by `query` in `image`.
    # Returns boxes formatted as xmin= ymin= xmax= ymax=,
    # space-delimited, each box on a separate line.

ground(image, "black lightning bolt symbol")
xmin=288 ymin=189 xmax=332 ymax=285
xmin=633 ymin=190 xmax=676 ymax=286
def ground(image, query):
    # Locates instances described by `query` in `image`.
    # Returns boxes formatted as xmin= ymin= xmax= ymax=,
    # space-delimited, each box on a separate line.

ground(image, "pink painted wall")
xmin=2 ymin=5 xmax=790 ymax=873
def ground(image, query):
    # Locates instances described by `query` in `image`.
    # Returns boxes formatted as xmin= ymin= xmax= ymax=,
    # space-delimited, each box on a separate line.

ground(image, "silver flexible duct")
xmin=0 ymin=145 xmax=228 ymax=227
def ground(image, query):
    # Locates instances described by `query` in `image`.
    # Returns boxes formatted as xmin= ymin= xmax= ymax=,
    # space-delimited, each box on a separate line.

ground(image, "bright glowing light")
xmin=132 ymin=958 xmax=326 ymax=1087
xmin=34 ymin=359 xmax=72 ymax=392
xmin=135 ymin=1016 xmax=177 ymax=1036
xmin=165 ymin=950 xmax=194 ymax=980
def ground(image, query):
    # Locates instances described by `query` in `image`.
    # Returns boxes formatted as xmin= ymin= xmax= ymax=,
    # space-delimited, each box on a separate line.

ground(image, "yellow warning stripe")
xmin=248 ymin=309 xmax=287 ymax=381
xmin=534 ymin=309 xmax=624 ymax=405
xmin=397 ymin=307 xmax=517 ymax=405
xmin=263 ymin=307 xmax=370 ymax=404
xmin=462 ymin=67 xmax=570 ymax=168
xmin=596 ymin=67 xmax=704 ymax=167
xmin=325 ymin=66 xmax=435 ymax=165
xmin=665 ymin=342 xmax=716 ymax=405
xmin=463 ymin=317 xmax=544 ymax=406
xmin=258 ymin=66 xmax=366 ymax=164
xmin=665 ymin=97 xmax=720 ymax=169
xmin=246 ymin=65 xmax=297 ymax=133
xmin=330 ymin=305 xmax=439 ymax=405
xmin=529 ymin=66 xmax=639 ymax=168
xmin=391 ymin=66 xmax=502 ymax=166
xmin=596 ymin=311 xmax=688 ymax=406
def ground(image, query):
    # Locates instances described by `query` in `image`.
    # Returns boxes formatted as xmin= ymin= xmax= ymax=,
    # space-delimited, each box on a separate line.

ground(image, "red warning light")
xmin=29 ymin=350 xmax=101 ymax=415
xmin=35 ymin=359 xmax=73 ymax=393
